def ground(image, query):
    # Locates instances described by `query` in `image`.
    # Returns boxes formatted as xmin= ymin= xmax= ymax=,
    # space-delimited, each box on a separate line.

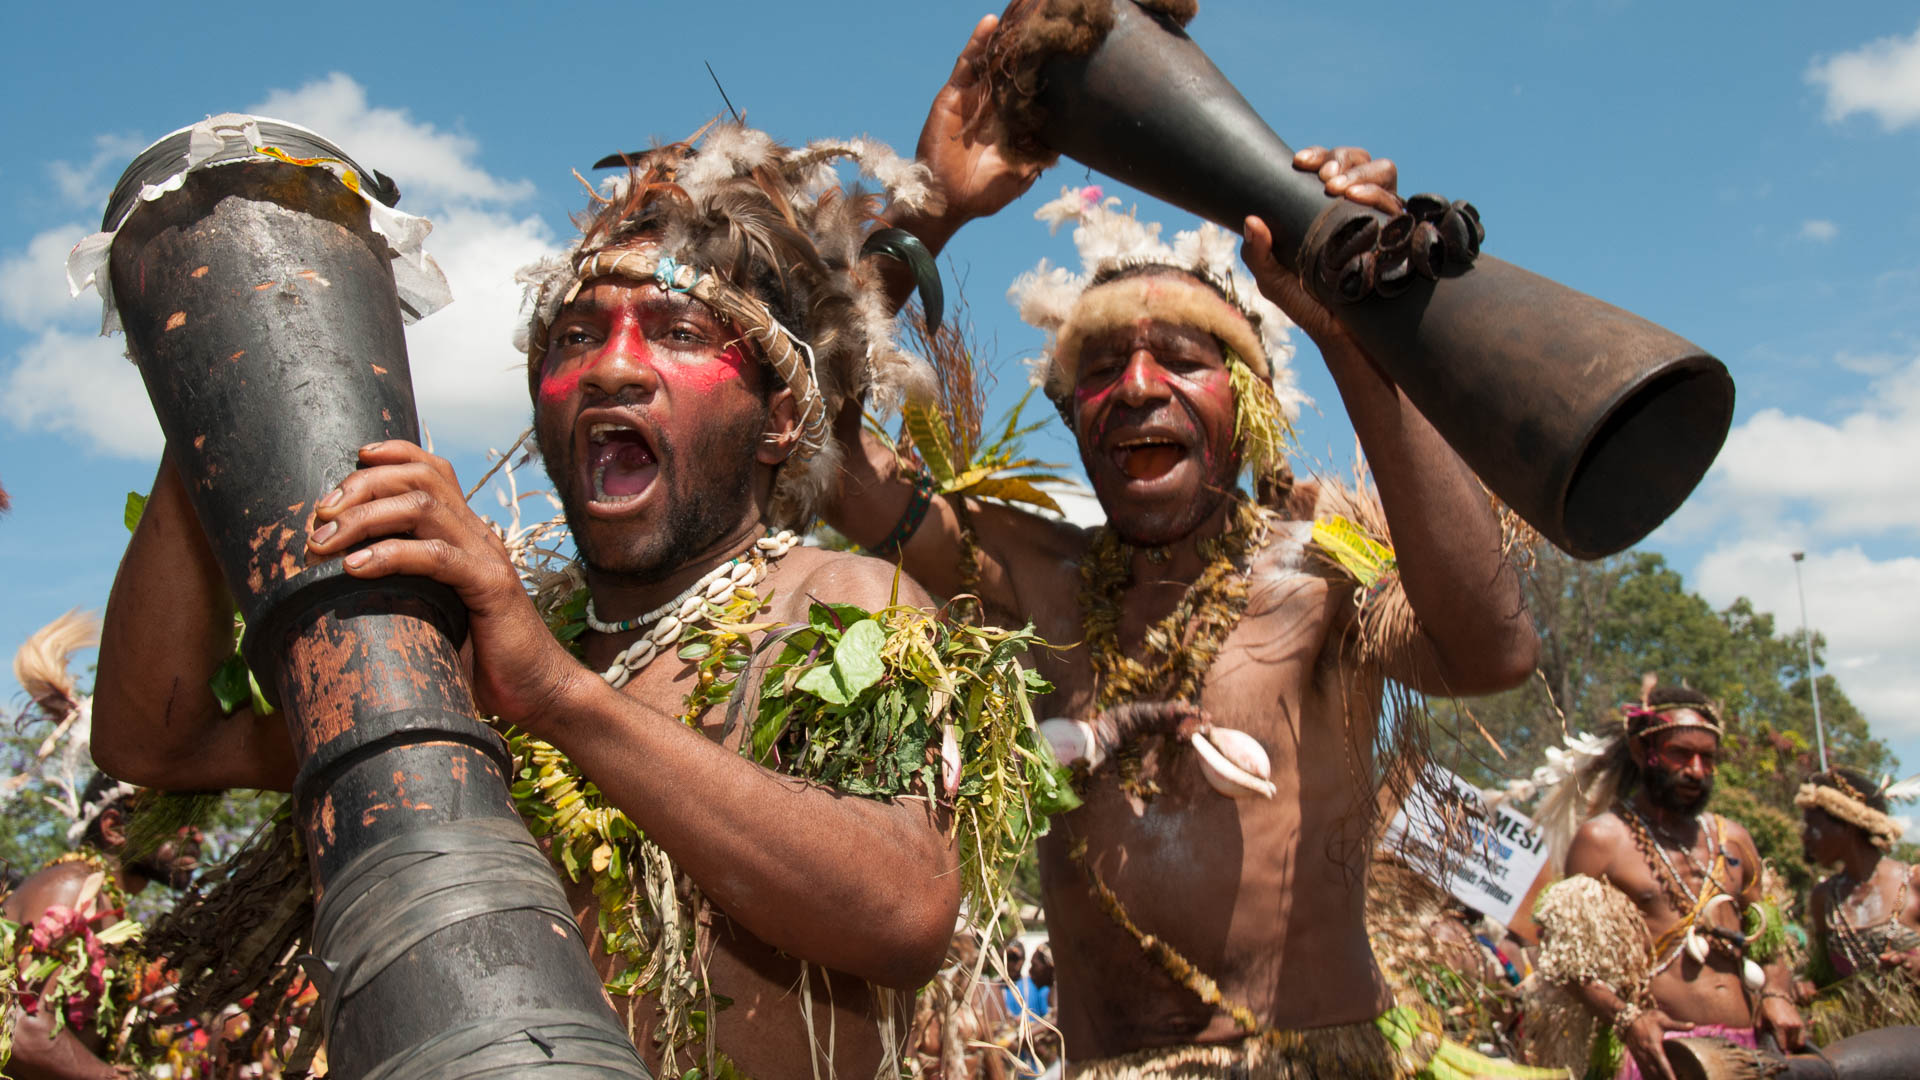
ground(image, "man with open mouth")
xmin=87 ymin=111 xmax=1073 ymax=1078
xmin=825 ymin=32 xmax=1546 ymax=1076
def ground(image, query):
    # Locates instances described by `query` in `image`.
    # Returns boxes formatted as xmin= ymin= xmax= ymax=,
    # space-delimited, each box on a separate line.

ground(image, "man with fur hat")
xmin=1801 ymin=767 xmax=1920 ymax=981
xmin=1521 ymin=685 xmax=1805 ymax=1079
xmin=826 ymin=20 xmax=1543 ymax=1076
xmin=89 ymin=112 xmax=1069 ymax=1078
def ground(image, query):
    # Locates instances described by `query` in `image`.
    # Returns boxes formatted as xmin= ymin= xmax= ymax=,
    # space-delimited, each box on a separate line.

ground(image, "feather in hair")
xmin=13 ymin=609 xmax=100 ymax=715
xmin=1881 ymin=773 xmax=1920 ymax=803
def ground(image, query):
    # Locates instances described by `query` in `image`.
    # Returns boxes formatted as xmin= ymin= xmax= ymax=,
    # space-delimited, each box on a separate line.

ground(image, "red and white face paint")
xmin=533 ymin=275 xmax=773 ymax=576
xmin=1070 ymin=313 xmax=1241 ymax=547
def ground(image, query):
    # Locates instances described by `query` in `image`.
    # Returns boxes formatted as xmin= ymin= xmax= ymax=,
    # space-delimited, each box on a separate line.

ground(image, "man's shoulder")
xmin=2 ymin=857 xmax=97 ymax=922
xmin=1575 ymin=810 xmax=1628 ymax=838
xmin=1567 ymin=812 xmax=1630 ymax=866
xmin=777 ymin=545 xmax=934 ymax=611
xmin=977 ymin=499 xmax=1093 ymax=567
xmin=1710 ymin=810 xmax=1755 ymax=848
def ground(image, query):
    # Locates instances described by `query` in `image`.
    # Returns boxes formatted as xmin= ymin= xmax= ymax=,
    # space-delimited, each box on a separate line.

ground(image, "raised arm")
xmin=824 ymin=401 xmax=1081 ymax=619
xmin=307 ymin=441 xmax=962 ymax=988
xmin=872 ymin=13 xmax=1050 ymax=309
xmin=92 ymin=454 xmax=296 ymax=792
xmin=1241 ymin=150 xmax=1536 ymax=697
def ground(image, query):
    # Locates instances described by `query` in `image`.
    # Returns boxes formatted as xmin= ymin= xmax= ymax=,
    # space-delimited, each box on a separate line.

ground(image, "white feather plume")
xmin=1008 ymin=185 xmax=1303 ymax=413
xmin=1881 ymin=773 xmax=1920 ymax=803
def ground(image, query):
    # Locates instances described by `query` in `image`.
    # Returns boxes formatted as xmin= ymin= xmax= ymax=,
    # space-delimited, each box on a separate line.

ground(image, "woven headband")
xmin=1797 ymin=782 xmax=1903 ymax=850
xmin=1625 ymin=702 xmax=1724 ymax=740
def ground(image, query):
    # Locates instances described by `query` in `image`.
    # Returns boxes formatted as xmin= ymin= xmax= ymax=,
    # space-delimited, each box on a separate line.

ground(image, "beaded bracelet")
xmin=1611 ymin=999 xmax=1645 ymax=1036
xmin=872 ymin=468 xmax=935 ymax=555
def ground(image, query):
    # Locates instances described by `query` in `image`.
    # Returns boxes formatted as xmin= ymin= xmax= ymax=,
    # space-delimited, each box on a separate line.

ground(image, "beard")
xmin=1644 ymin=763 xmax=1713 ymax=816
xmin=540 ymin=398 xmax=768 ymax=582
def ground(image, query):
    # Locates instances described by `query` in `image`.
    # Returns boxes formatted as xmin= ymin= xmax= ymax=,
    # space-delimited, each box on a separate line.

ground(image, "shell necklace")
xmin=593 ymin=529 xmax=799 ymax=688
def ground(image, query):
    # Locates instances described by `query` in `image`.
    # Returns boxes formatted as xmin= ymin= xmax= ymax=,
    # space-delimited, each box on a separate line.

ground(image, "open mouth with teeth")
xmin=1111 ymin=436 xmax=1190 ymax=482
xmin=587 ymin=420 xmax=659 ymax=506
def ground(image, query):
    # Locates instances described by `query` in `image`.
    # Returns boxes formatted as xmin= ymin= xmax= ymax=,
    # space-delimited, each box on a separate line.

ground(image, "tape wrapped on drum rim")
xmin=101 ymin=116 xmax=401 ymax=234
xmin=306 ymin=816 xmax=649 ymax=1076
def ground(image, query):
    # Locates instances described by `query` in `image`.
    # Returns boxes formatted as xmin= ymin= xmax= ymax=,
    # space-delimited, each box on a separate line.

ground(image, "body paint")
xmin=538 ymin=369 xmax=583 ymax=403
xmin=658 ymin=344 xmax=748 ymax=394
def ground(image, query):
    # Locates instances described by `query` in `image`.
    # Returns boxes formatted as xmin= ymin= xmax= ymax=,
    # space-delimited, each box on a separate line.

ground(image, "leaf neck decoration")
xmin=1079 ymin=494 xmax=1273 ymax=714
xmin=513 ymin=598 xmax=1077 ymax=1074
xmin=3 ymin=847 xmax=146 ymax=1058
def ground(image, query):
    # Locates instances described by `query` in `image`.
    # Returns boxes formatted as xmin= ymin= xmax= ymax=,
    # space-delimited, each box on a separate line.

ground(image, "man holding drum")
xmin=825 ymin=15 xmax=1544 ymax=1078
xmin=91 ymin=120 xmax=1071 ymax=1079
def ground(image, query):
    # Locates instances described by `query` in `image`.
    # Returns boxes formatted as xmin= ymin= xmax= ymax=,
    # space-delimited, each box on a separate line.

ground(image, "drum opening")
xmin=1562 ymin=359 xmax=1735 ymax=559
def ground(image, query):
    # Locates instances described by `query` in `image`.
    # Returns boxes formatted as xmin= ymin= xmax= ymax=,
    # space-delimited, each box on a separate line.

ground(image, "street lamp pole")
xmin=1792 ymin=552 xmax=1829 ymax=772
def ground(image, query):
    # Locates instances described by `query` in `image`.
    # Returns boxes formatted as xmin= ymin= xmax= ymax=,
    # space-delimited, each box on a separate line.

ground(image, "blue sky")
xmin=4 ymin=2 xmax=1919 ymax=776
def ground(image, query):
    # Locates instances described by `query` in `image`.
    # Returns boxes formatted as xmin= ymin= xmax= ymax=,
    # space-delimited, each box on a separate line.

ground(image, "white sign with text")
xmin=1383 ymin=763 xmax=1551 ymax=928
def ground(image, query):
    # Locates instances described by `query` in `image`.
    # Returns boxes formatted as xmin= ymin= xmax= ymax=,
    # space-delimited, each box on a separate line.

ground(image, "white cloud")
xmin=1800 ymin=219 xmax=1839 ymax=242
xmin=1 ymin=329 xmax=160 ymax=458
xmin=1673 ymin=353 xmax=1920 ymax=742
xmin=48 ymin=133 xmax=151 ymax=210
xmin=402 ymin=205 xmax=555 ymax=447
xmin=1694 ymin=540 xmax=1920 ymax=740
xmin=1043 ymin=483 xmax=1106 ymax=528
xmin=1808 ymin=22 xmax=1920 ymax=131
xmin=2 ymin=75 xmax=559 ymax=460
xmin=248 ymin=74 xmax=535 ymax=206
xmin=0 ymin=224 xmax=94 ymax=332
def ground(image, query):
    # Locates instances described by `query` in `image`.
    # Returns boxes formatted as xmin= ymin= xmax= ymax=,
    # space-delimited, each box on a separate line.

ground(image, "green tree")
xmin=1431 ymin=548 xmax=1889 ymax=893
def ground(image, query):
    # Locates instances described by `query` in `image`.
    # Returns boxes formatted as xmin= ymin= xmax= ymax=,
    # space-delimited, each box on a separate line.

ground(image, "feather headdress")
xmin=1008 ymin=186 xmax=1306 ymax=479
xmin=1493 ymin=676 xmax=1725 ymax=869
xmin=5 ymin=611 xmax=101 ymax=817
xmin=515 ymin=124 xmax=938 ymax=528
xmin=13 ymin=609 xmax=98 ymax=718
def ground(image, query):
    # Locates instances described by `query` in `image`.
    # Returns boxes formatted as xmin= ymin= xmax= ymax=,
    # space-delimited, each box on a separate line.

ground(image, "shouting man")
xmin=90 ymin=124 xmax=1066 ymax=1079
xmin=1525 ymin=686 xmax=1805 ymax=1080
xmin=829 ymin=22 xmax=1544 ymax=1076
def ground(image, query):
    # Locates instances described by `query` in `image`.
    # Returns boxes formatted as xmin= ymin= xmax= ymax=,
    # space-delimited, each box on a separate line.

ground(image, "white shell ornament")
xmin=1189 ymin=727 xmax=1276 ymax=800
xmin=1040 ymin=718 xmax=1102 ymax=770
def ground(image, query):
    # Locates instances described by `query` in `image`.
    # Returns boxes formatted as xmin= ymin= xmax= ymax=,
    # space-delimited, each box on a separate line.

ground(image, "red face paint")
xmin=538 ymin=369 xmax=582 ymax=403
xmin=659 ymin=344 xmax=748 ymax=394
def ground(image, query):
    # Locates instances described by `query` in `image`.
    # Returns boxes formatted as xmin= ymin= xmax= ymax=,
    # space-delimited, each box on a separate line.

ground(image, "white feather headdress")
xmin=1007 ymin=186 xmax=1304 ymax=423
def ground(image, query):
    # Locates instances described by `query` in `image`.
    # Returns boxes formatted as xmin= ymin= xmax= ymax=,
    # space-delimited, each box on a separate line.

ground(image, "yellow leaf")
xmin=592 ymin=843 xmax=613 ymax=873
xmin=903 ymin=403 xmax=957 ymax=486
xmin=964 ymin=477 xmax=1063 ymax=514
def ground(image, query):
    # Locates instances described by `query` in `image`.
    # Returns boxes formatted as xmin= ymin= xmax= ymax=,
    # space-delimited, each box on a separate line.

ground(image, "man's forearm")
xmin=536 ymin=675 xmax=959 ymax=988
xmin=93 ymin=454 xmax=297 ymax=791
xmin=1318 ymin=336 xmax=1537 ymax=692
xmin=7 ymin=1009 xmax=124 ymax=1079
xmin=1573 ymin=978 xmax=1632 ymax=1025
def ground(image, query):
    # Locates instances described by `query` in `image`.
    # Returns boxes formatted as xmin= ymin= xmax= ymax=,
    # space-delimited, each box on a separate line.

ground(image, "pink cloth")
xmin=1616 ymin=1024 xmax=1757 ymax=1080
